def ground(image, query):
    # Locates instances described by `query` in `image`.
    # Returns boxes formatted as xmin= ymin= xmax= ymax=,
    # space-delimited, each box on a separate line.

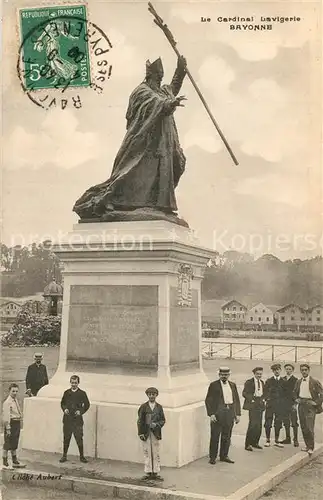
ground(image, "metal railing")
xmin=202 ymin=340 xmax=323 ymax=365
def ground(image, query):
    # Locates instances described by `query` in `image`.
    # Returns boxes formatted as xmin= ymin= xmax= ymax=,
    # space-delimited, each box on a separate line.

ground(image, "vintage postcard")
xmin=1 ymin=1 xmax=322 ymax=499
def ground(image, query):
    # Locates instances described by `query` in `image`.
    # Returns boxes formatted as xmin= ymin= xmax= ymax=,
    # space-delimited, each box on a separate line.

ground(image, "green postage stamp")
xmin=19 ymin=4 xmax=91 ymax=90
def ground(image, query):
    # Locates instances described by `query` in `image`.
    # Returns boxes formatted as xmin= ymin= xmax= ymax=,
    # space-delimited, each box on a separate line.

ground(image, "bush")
xmin=1 ymin=310 xmax=61 ymax=346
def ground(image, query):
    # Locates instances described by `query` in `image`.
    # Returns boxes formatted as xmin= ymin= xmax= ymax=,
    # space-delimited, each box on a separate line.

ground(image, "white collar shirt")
xmin=220 ymin=380 xmax=233 ymax=404
xmin=2 ymin=395 xmax=22 ymax=427
xmin=299 ymin=377 xmax=311 ymax=398
xmin=254 ymin=377 xmax=263 ymax=397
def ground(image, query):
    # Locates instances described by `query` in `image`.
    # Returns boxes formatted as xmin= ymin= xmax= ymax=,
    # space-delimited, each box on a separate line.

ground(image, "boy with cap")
xmin=25 ymin=352 xmax=49 ymax=396
xmin=138 ymin=387 xmax=166 ymax=480
xmin=280 ymin=363 xmax=299 ymax=446
xmin=264 ymin=363 xmax=286 ymax=447
xmin=293 ymin=363 xmax=323 ymax=455
xmin=2 ymin=383 xmax=25 ymax=469
xmin=205 ymin=367 xmax=241 ymax=464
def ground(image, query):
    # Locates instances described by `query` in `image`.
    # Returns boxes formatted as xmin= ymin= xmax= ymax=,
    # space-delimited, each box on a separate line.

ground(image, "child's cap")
xmin=145 ymin=387 xmax=159 ymax=396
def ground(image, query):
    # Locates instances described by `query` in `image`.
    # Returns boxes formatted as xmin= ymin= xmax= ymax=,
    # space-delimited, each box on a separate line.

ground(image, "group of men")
xmin=206 ymin=363 xmax=323 ymax=465
xmin=2 ymin=354 xmax=322 ymax=481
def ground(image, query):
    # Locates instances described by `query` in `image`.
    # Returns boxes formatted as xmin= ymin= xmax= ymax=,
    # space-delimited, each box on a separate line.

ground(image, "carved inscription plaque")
xmin=67 ymin=285 xmax=158 ymax=368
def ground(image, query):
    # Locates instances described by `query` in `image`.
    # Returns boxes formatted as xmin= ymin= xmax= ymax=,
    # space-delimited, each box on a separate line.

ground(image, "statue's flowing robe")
xmin=73 ymin=74 xmax=186 ymax=218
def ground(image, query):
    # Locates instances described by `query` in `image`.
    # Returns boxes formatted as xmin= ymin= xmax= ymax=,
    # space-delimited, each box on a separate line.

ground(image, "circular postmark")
xmin=17 ymin=5 xmax=113 ymax=110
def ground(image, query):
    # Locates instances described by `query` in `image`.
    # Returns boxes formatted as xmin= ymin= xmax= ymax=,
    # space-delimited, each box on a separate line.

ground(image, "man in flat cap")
xmin=25 ymin=353 xmax=49 ymax=397
xmin=242 ymin=367 xmax=266 ymax=451
xmin=280 ymin=363 xmax=299 ymax=446
xmin=138 ymin=387 xmax=166 ymax=480
xmin=293 ymin=364 xmax=323 ymax=455
xmin=263 ymin=363 xmax=286 ymax=447
xmin=205 ymin=367 xmax=241 ymax=464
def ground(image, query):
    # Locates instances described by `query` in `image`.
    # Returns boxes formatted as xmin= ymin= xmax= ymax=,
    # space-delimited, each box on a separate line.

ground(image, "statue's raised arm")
xmin=170 ymin=56 xmax=187 ymax=96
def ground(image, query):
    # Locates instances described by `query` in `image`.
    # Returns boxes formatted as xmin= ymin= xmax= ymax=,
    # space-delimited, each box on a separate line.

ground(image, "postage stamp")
xmin=19 ymin=4 xmax=91 ymax=90
xmin=17 ymin=3 xmax=113 ymax=109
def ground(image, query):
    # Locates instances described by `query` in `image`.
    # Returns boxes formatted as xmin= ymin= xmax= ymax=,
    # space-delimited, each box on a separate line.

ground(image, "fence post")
xmin=272 ymin=345 xmax=275 ymax=361
xmin=250 ymin=344 xmax=253 ymax=360
xmin=210 ymin=342 xmax=213 ymax=358
xmin=320 ymin=347 xmax=322 ymax=365
xmin=295 ymin=346 xmax=298 ymax=363
xmin=229 ymin=343 xmax=233 ymax=359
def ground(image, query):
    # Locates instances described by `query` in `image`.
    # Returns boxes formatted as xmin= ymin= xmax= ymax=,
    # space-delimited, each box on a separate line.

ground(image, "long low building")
xmin=202 ymin=299 xmax=323 ymax=332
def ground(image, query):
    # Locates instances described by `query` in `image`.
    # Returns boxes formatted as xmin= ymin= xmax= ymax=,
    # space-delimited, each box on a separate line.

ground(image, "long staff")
xmin=148 ymin=2 xmax=239 ymax=166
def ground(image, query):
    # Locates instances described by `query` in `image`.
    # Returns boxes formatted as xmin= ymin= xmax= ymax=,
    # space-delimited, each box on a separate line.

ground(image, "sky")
xmin=2 ymin=0 xmax=322 ymax=259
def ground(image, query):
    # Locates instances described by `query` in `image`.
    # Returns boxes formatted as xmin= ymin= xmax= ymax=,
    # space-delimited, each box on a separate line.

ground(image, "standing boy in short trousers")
xmin=2 ymin=383 xmax=25 ymax=469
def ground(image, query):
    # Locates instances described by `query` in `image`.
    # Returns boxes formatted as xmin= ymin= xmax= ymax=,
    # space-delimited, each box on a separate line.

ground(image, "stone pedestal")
xmin=22 ymin=221 xmax=215 ymax=467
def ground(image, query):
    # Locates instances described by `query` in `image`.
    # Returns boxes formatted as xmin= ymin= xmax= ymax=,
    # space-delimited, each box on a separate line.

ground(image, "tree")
xmin=0 ymin=241 xmax=62 ymax=297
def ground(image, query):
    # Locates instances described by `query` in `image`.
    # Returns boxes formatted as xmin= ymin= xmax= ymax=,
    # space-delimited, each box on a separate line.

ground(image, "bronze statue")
xmin=73 ymin=56 xmax=188 ymax=226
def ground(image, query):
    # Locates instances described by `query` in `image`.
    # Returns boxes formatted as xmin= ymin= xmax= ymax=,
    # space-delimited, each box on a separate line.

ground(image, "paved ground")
xmin=260 ymin=454 xmax=323 ymax=500
xmin=6 ymin=435 xmax=321 ymax=498
xmin=2 ymin=455 xmax=323 ymax=500
xmin=1 ymin=483 xmax=106 ymax=500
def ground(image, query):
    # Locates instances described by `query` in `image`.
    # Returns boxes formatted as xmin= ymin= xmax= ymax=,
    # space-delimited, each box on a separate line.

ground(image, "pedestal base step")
xmin=22 ymin=397 xmax=209 ymax=467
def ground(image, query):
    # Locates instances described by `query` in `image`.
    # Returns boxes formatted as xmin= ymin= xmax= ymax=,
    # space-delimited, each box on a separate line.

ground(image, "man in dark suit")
xmin=264 ymin=363 xmax=286 ymax=447
xmin=205 ymin=366 xmax=241 ymax=464
xmin=25 ymin=353 xmax=49 ymax=396
xmin=242 ymin=366 xmax=266 ymax=451
xmin=280 ymin=363 xmax=299 ymax=446
xmin=293 ymin=363 xmax=323 ymax=455
xmin=59 ymin=375 xmax=90 ymax=463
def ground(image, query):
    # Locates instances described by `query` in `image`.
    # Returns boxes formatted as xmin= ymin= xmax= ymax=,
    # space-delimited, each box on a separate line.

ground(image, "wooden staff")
xmin=148 ymin=2 xmax=239 ymax=166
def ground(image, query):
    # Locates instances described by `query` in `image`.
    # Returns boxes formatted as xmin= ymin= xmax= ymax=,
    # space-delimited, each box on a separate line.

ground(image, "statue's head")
xmin=146 ymin=57 xmax=164 ymax=86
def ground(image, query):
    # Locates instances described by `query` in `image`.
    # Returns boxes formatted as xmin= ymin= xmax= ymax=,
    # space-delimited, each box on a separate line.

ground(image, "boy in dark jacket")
xmin=280 ymin=363 xmax=299 ymax=446
xmin=59 ymin=375 xmax=90 ymax=463
xmin=137 ymin=387 xmax=165 ymax=480
xmin=264 ymin=363 xmax=286 ymax=447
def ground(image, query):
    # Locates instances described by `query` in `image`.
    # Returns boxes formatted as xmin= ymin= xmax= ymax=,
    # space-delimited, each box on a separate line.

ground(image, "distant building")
xmin=221 ymin=300 xmax=247 ymax=329
xmin=0 ymin=300 xmax=22 ymax=331
xmin=276 ymin=303 xmax=307 ymax=331
xmin=245 ymin=302 xmax=278 ymax=330
xmin=201 ymin=299 xmax=322 ymax=334
xmin=0 ymin=300 xmax=22 ymax=318
xmin=306 ymin=305 xmax=323 ymax=333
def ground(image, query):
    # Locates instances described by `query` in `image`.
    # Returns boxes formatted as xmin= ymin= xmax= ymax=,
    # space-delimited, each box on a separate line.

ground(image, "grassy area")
xmin=0 ymin=346 xmax=59 ymax=426
xmin=1 ymin=346 xmax=322 ymax=428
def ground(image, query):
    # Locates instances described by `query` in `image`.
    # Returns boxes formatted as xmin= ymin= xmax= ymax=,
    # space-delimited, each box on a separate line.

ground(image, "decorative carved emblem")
xmin=177 ymin=264 xmax=193 ymax=306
